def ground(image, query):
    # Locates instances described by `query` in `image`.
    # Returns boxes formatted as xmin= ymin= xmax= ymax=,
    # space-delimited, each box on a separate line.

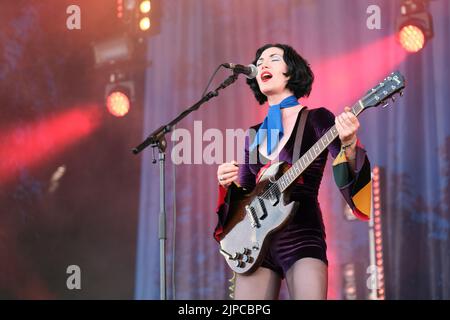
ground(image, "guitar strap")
xmin=292 ymin=107 xmax=309 ymax=162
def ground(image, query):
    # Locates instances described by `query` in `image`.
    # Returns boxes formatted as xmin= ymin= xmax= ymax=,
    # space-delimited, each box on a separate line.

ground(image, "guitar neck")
xmin=277 ymin=101 xmax=365 ymax=193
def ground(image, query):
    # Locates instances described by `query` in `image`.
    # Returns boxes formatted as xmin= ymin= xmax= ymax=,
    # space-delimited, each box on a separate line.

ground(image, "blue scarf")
xmin=249 ymin=95 xmax=300 ymax=155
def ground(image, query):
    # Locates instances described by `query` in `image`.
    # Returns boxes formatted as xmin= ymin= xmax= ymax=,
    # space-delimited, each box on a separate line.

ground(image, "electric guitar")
xmin=218 ymin=71 xmax=406 ymax=274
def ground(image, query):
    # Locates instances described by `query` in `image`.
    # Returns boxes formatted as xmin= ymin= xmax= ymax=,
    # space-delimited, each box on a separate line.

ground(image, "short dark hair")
xmin=246 ymin=43 xmax=314 ymax=105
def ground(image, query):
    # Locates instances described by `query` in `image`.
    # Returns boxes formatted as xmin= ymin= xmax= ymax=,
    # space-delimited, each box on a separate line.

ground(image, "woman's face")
xmin=255 ymin=47 xmax=290 ymax=98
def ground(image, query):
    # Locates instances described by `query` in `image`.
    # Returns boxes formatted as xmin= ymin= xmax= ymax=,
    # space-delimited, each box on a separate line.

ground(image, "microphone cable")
xmin=201 ymin=64 xmax=226 ymax=98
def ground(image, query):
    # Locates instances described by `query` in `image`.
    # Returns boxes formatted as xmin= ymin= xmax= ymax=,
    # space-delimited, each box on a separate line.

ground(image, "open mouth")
xmin=260 ymin=71 xmax=273 ymax=82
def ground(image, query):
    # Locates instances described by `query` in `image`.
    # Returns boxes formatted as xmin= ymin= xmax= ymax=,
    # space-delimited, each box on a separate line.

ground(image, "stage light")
xmin=105 ymin=80 xmax=135 ymax=117
xmin=0 ymin=106 xmax=101 ymax=185
xmin=135 ymin=0 xmax=161 ymax=37
xmin=344 ymin=266 xmax=354 ymax=277
xmin=106 ymin=91 xmax=130 ymax=117
xmin=92 ymin=35 xmax=133 ymax=66
xmin=343 ymin=264 xmax=357 ymax=300
xmin=399 ymin=25 xmax=425 ymax=52
xmin=117 ymin=0 xmax=124 ymax=18
xmin=139 ymin=17 xmax=151 ymax=31
xmin=397 ymin=0 xmax=433 ymax=53
xmin=140 ymin=0 xmax=151 ymax=13
xmin=369 ymin=166 xmax=385 ymax=300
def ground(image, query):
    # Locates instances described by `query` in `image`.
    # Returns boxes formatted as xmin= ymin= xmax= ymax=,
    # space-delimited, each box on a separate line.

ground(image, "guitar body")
xmin=219 ymin=161 xmax=299 ymax=274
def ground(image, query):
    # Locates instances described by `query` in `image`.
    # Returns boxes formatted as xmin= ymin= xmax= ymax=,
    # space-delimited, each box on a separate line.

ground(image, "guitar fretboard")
xmin=277 ymin=101 xmax=365 ymax=193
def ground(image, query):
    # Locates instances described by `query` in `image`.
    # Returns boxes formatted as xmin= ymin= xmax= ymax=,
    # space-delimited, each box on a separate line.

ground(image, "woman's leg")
xmin=234 ymin=267 xmax=282 ymax=300
xmin=285 ymin=257 xmax=328 ymax=300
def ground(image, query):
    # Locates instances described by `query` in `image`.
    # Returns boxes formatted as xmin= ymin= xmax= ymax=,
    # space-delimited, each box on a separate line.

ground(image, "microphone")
xmin=222 ymin=63 xmax=258 ymax=79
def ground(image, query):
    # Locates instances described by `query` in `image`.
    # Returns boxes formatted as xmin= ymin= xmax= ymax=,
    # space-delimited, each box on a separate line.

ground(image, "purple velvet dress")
xmin=215 ymin=107 xmax=370 ymax=278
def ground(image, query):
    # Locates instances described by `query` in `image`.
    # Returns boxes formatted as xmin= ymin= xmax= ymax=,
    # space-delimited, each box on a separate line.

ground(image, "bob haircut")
xmin=246 ymin=43 xmax=314 ymax=105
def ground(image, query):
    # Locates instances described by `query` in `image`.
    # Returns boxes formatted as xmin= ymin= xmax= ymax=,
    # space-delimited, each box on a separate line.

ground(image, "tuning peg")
xmin=382 ymin=102 xmax=389 ymax=108
xmin=391 ymin=96 xmax=396 ymax=102
xmin=400 ymin=91 xmax=404 ymax=96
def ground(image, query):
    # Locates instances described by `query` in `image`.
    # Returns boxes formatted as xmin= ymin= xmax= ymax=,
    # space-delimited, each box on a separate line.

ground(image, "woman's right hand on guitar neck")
xmin=217 ymin=160 xmax=239 ymax=188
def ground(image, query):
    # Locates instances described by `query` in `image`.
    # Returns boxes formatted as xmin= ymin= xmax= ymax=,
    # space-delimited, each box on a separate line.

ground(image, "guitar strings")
xmin=256 ymin=106 xmax=357 ymax=200
xmin=255 ymin=86 xmax=383 ymax=201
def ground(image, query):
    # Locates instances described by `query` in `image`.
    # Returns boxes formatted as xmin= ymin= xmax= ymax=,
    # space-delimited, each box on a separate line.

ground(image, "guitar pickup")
xmin=257 ymin=197 xmax=268 ymax=220
xmin=245 ymin=205 xmax=260 ymax=228
xmin=269 ymin=189 xmax=280 ymax=206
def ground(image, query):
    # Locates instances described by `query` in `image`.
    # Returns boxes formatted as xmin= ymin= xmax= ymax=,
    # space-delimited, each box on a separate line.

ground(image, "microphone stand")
xmin=132 ymin=72 xmax=239 ymax=300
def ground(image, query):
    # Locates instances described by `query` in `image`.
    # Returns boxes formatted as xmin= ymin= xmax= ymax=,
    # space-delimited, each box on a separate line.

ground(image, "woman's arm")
xmin=312 ymin=107 xmax=372 ymax=221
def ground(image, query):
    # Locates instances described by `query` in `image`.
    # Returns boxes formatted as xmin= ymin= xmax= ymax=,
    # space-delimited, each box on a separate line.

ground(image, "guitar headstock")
xmin=361 ymin=71 xmax=406 ymax=109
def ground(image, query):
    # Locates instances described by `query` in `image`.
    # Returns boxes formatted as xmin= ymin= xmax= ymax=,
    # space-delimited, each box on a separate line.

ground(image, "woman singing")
xmin=215 ymin=43 xmax=372 ymax=300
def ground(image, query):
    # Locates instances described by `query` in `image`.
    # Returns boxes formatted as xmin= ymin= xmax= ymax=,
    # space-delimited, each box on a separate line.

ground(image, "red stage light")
xmin=117 ymin=0 xmax=124 ymax=19
xmin=0 ymin=105 xmax=102 ymax=185
xmin=399 ymin=24 xmax=425 ymax=53
xmin=106 ymin=91 xmax=130 ymax=117
xmin=396 ymin=0 xmax=433 ymax=54
xmin=302 ymin=35 xmax=407 ymax=110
